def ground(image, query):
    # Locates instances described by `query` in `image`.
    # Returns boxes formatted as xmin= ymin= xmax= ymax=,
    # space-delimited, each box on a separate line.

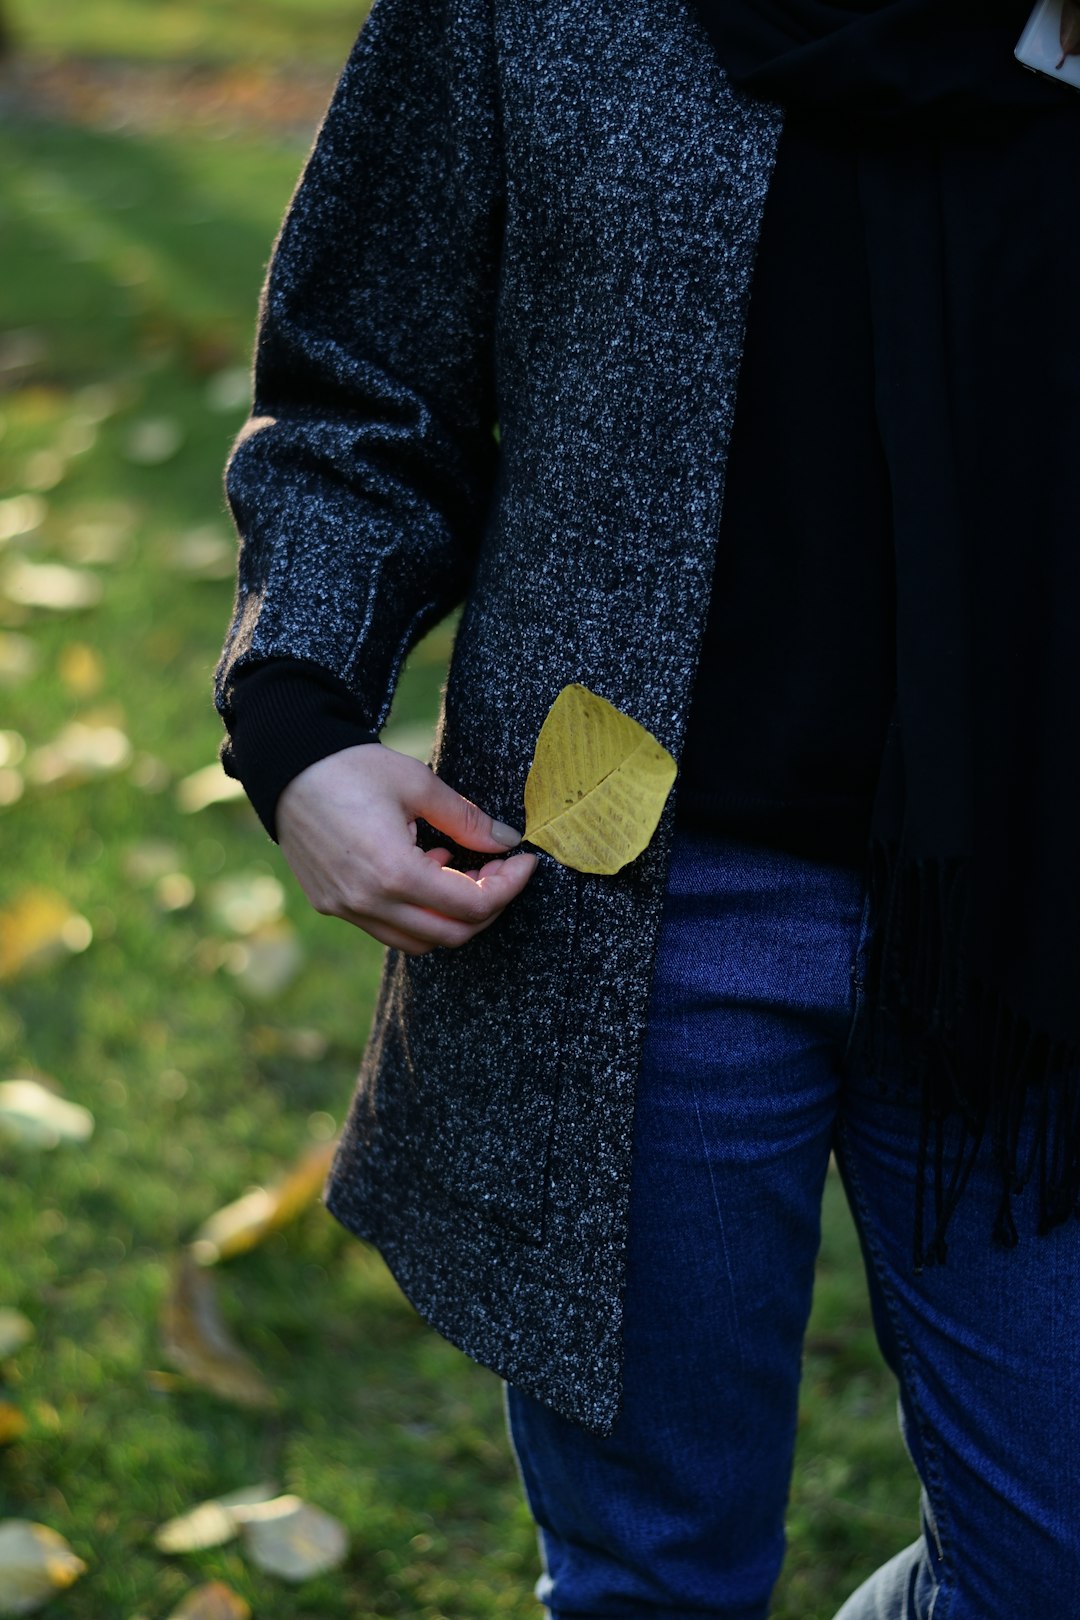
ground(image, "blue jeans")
xmin=505 ymin=829 xmax=1080 ymax=1619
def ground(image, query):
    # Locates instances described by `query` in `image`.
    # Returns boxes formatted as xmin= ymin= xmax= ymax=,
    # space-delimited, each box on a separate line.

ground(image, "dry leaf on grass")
xmin=220 ymin=923 xmax=304 ymax=1000
xmin=26 ymin=720 xmax=132 ymax=787
xmin=0 ymin=890 xmax=92 ymax=981
xmin=208 ymin=874 xmax=284 ymax=936
xmin=0 ymin=1520 xmax=87 ymax=1615
xmin=192 ymin=1141 xmax=337 ymax=1266
xmin=124 ymin=417 xmax=184 ymax=466
xmin=176 ymin=763 xmax=247 ymax=814
xmin=57 ymin=642 xmax=105 ymax=698
xmin=160 ymin=1254 xmax=276 ymax=1410
xmin=1 ymin=559 xmax=103 ymax=613
xmin=0 ymin=497 xmax=46 ymax=545
xmin=166 ymin=526 xmax=235 ymax=580
xmin=166 ymin=1581 xmax=250 ymax=1620
xmin=0 ymin=1080 xmax=94 ymax=1150
xmin=0 ymin=1310 xmax=34 ymax=1358
xmin=523 ymin=684 xmax=676 ymax=874
xmin=154 ymin=1483 xmax=277 ymax=1554
xmin=0 ymin=1405 xmax=27 ymax=1446
xmin=0 ymin=633 xmax=39 ymax=686
xmin=233 ymin=1495 xmax=348 ymax=1582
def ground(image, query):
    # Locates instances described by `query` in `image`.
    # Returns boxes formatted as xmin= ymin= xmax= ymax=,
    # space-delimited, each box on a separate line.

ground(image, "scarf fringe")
xmin=852 ymin=837 xmax=1080 ymax=1269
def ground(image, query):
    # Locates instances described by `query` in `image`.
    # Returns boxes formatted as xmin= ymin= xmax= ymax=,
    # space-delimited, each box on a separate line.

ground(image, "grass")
xmin=0 ymin=6 xmax=916 ymax=1616
xmin=5 ymin=0 xmax=373 ymax=68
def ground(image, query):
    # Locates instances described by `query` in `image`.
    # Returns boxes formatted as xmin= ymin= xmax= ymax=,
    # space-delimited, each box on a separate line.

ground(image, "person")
xmin=214 ymin=1 xmax=1080 ymax=1614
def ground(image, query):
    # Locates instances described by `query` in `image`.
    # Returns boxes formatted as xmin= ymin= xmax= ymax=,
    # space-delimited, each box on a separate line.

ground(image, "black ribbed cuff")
xmin=221 ymin=657 xmax=380 ymax=841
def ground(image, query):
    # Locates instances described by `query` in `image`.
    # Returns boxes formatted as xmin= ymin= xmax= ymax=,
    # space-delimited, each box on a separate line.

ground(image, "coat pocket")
xmin=345 ymin=859 xmax=579 ymax=1246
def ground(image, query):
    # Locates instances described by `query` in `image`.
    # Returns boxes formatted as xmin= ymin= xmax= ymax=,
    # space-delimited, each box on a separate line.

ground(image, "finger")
xmin=385 ymin=848 xmax=537 ymax=924
xmin=422 ymin=846 xmax=454 ymax=868
xmin=351 ymin=916 xmax=441 ymax=956
xmin=358 ymin=851 xmax=538 ymax=943
xmin=409 ymin=771 xmax=523 ymax=855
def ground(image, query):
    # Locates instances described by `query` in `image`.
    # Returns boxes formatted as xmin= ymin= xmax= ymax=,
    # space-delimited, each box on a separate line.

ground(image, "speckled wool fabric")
xmin=216 ymin=0 xmax=782 ymax=1435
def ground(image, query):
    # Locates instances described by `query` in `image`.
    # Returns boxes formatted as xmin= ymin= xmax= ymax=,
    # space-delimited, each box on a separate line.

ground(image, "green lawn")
xmin=5 ymin=0 xmax=372 ymax=67
xmin=0 ymin=6 xmax=915 ymax=1617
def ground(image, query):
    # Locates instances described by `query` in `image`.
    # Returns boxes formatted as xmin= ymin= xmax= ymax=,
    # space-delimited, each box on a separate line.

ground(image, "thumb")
xmin=410 ymin=768 xmax=523 ymax=854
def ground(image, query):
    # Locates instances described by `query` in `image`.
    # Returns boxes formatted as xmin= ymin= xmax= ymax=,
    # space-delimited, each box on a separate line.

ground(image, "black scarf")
xmin=694 ymin=0 xmax=1080 ymax=1262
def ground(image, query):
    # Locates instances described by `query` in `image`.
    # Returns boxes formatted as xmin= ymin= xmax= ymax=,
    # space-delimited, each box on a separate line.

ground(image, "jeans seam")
xmin=841 ymin=886 xmax=873 ymax=1073
xmin=837 ymin=1119 xmax=956 ymax=1619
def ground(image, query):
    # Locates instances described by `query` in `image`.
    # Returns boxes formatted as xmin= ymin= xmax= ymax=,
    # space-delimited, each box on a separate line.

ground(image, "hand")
xmin=275 ymin=743 xmax=538 ymax=955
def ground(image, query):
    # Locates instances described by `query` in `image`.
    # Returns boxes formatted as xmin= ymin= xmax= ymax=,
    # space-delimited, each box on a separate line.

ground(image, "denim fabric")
xmin=505 ymin=828 xmax=1080 ymax=1619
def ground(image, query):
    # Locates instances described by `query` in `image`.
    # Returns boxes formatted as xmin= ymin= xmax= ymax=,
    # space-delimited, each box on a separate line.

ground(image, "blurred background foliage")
xmin=0 ymin=2 xmax=914 ymax=1616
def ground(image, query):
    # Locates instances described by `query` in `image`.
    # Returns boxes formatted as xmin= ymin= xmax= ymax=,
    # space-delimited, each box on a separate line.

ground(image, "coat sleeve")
xmin=214 ymin=0 xmax=503 ymax=734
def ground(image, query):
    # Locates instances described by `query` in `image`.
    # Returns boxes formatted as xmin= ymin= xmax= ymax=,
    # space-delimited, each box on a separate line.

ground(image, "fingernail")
xmin=492 ymin=820 xmax=522 ymax=848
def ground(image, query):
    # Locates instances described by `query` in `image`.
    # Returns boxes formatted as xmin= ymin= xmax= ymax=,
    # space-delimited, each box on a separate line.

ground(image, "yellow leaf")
xmin=0 ymin=891 xmax=92 ymax=982
xmin=523 ymin=685 xmax=676 ymax=875
xmin=0 ymin=1520 xmax=86 ymax=1615
xmin=192 ymin=1141 xmax=337 ymax=1266
xmin=233 ymin=1495 xmax=348 ymax=1582
xmin=160 ymin=1255 xmax=276 ymax=1410
xmin=57 ymin=642 xmax=105 ymax=698
xmin=0 ymin=1405 xmax=27 ymax=1447
xmin=166 ymin=1581 xmax=250 ymax=1620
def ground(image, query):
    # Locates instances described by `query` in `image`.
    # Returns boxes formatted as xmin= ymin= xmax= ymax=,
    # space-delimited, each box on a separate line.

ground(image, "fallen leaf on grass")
xmin=124 ymin=840 xmax=184 ymax=885
xmin=26 ymin=721 xmax=132 ymax=787
xmin=233 ymin=1495 xmax=348 ymax=1582
xmin=156 ymin=873 xmax=196 ymax=912
xmin=154 ymin=1483 xmax=278 ymax=1554
xmin=0 ymin=733 xmax=26 ymax=771
xmin=57 ymin=642 xmax=105 ymax=697
xmin=22 ymin=450 xmax=65 ymax=494
xmin=166 ymin=1581 xmax=250 ymax=1620
xmin=0 ymin=633 xmax=38 ymax=686
xmin=160 ymin=1254 xmax=276 ymax=1410
xmin=0 ymin=890 xmax=92 ymax=981
xmin=523 ymin=684 xmax=676 ymax=874
xmin=221 ymin=923 xmax=304 ymax=999
xmin=0 ymin=1520 xmax=87 ymax=1615
xmin=61 ymin=500 xmax=138 ymax=565
xmin=0 ymin=1310 xmax=34 ymax=1357
xmin=192 ymin=1141 xmax=337 ymax=1266
xmin=208 ymin=873 xmax=284 ymax=936
xmin=176 ymin=763 xmax=247 ymax=814
xmin=124 ymin=417 xmax=184 ymax=466
xmin=166 ymin=526 xmax=235 ymax=580
xmin=0 ymin=1079 xmax=94 ymax=1150
xmin=204 ymin=368 xmax=251 ymax=414
xmin=1 ymin=558 xmax=103 ymax=613
xmin=249 ymin=1025 xmax=327 ymax=1061
xmin=0 ymin=1404 xmax=27 ymax=1446
xmin=0 ymin=496 xmax=46 ymax=546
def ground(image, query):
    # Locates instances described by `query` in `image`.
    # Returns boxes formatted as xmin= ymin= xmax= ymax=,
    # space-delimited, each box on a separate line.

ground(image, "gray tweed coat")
xmin=217 ymin=0 xmax=782 ymax=1434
